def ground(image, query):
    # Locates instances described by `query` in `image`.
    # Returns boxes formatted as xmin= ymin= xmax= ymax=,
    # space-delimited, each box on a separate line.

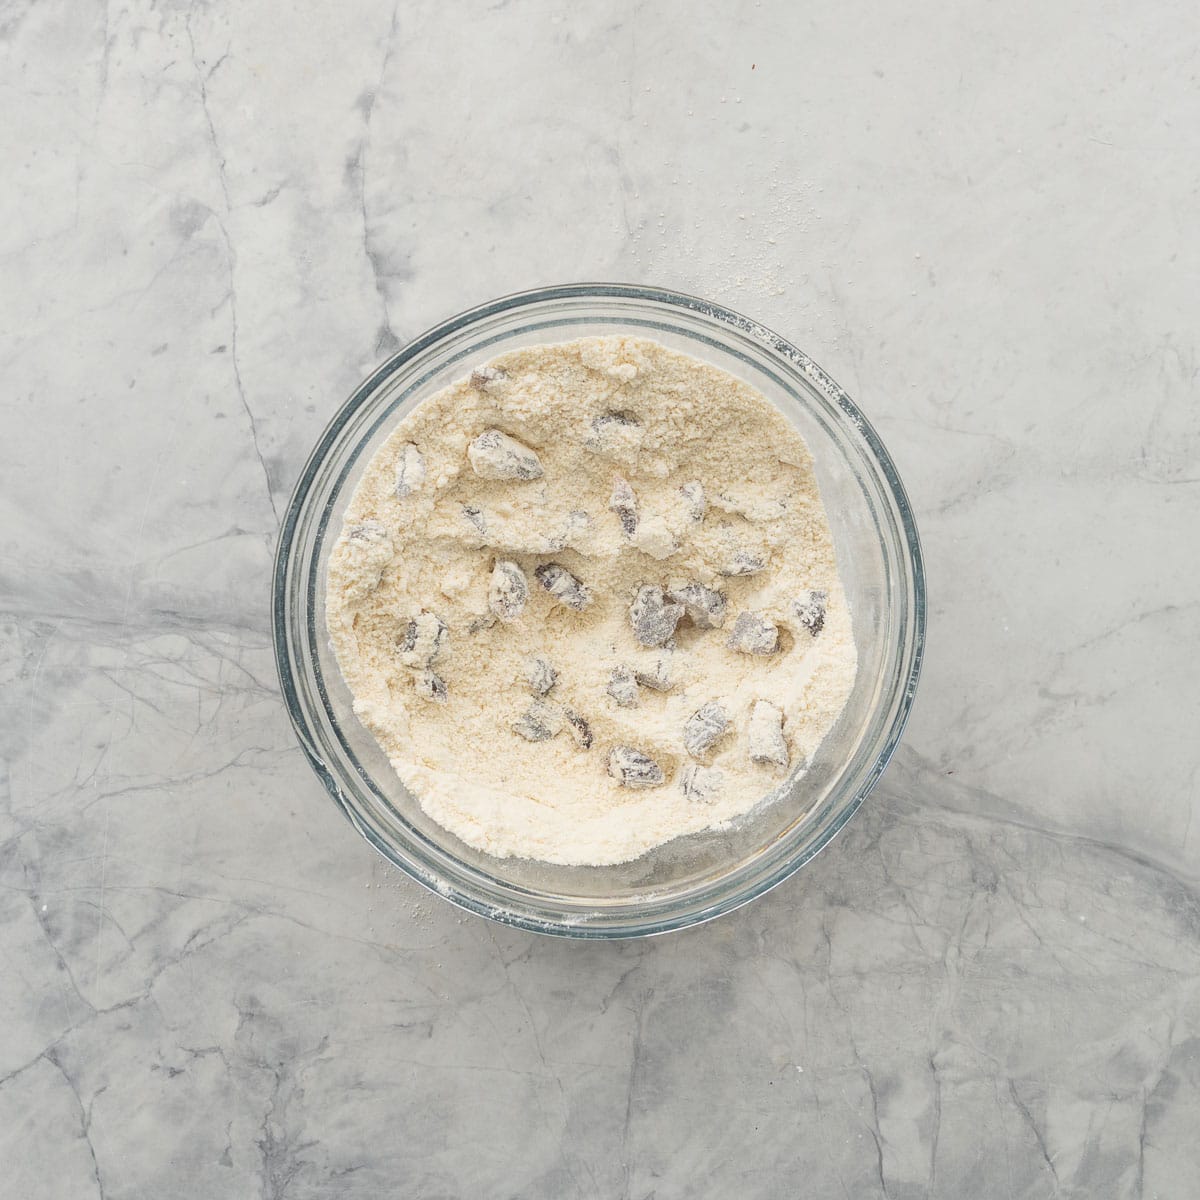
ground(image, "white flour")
xmin=325 ymin=336 xmax=857 ymax=865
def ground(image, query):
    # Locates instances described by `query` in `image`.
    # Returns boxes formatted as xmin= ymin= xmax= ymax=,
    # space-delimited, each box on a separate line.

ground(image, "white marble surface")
xmin=3 ymin=1 xmax=1199 ymax=1195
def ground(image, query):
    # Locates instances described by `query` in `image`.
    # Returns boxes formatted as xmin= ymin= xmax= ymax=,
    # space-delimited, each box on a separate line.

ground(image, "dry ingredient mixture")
xmin=326 ymin=336 xmax=857 ymax=866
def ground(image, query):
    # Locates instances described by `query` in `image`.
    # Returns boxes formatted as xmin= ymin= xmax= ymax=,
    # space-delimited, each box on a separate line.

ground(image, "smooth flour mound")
xmin=325 ymin=336 xmax=857 ymax=866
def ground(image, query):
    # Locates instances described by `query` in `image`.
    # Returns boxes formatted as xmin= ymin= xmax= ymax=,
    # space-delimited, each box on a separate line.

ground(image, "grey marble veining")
xmin=2 ymin=1 xmax=1198 ymax=1196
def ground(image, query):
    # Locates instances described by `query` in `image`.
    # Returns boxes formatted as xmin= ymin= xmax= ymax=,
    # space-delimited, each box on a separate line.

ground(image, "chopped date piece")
xmin=343 ymin=522 xmax=393 ymax=594
xmin=679 ymin=480 xmax=706 ymax=522
xmin=462 ymin=504 xmax=487 ymax=535
xmin=415 ymin=669 xmax=447 ymax=704
xmin=793 ymin=589 xmax=828 ymax=637
xmin=680 ymin=764 xmax=724 ymax=804
xmin=488 ymin=560 xmax=529 ymax=623
xmin=683 ymin=702 xmax=729 ymax=759
xmin=512 ymin=716 xmax=551 ymax=742
xmin=633 ymin=654 xmax=676 ymax=692
xmin=748 ymin=700 xmax=788 ymax=767
xmin=467 ymin=429 xmax=544 ymax=481
xmin=587 ymin=411 xmax=640 ymax=438
xmin=535 ymin=563 xmax=592 ymax=611
xmin=719 ymin=551 xmax=768 ymax=577
xmin=347 ymin=520 xmax=390 ymax=547
xmin=666 ymin=581 xmax=727 ymax=630
xmin=609 ymin=476 xmax=639 ymax=537
xmin=727 ymin=611 xmax=780 ymax=656
xmin=467 ymin=613 xmax=497 ymax=634
xmin=469 ymin=365 xmax=506 ymax=390
xmin=399 ymin=612 xmax=448 ymax=667
xmin=597 ymin=409 xmax=640 ymax=426
xmin=512 ymin=699 xmax=564 ymax=742
xmin=395 ymin=443 xmax=426 ymax=498
xmin=564 ymin=708 xmax=594 ymax=750
xmin=629 ymin=584 xmax=684 ymax=647
xmin=607 ymin=745 xmax=665 ymax=789
xmin=525 ymin=655 xmax=558 ymax=696
xmin=607 ymin=665 xmax=639 ymax=707
xmin=584 ymin=410 xmax=644 ymax=458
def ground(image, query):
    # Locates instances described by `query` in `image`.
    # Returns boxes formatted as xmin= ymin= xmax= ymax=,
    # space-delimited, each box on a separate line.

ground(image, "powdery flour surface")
xmin=325 ymin=337 xmax=857 ymax=865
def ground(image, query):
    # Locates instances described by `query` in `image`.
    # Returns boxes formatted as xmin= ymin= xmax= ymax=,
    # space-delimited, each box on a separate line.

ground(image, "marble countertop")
xmin=4 ymin=1 xmax=1198 ymax=1196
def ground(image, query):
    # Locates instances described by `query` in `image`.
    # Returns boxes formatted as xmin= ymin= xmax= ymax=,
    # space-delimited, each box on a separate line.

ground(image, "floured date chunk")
xmin=667 ymin=581 xmax=727 ymax=630
xmin=525 ymin=655 xmax=558 ymax=696
xmin=469 ymin=365 xmax=506 ymax=390
xmin=488 ymin=560 xmax=529 ymax=623
xmin=607 ymin=746 xmax=665 ymax=789
xmin=634 ymin=653 xmax=676 ymax=692
xmin=680 ymin=764 xmax=724 ymax=804
xmin=512 ymin=699 xmax=565 ymax=742
xmin=414 ymin=669 xmax=447 ymax=704
xmin=793 ymin=589 xmax=828 ymax=637
xmin=607 ymin=665 xmax=639 ymax=707
xmin=535 ymin=563 xmax=592 ymax=611
xmin=727 ymin=611 xmax=780 ymax=656
xmin=609 ymin=476 xmax=639 ymax=537
xmin=584 ymin=410 xmax=643 ymax=459
xmin=718 ymin=550 xmax=767 ymax=577
xmin=467 ymin=429 xmax=544 ymax=481
xmin=462 ymin=504 xmax=487 ymax=537
xmin=679 ymin=480 xmax=706 ymax=523
xmin=683 ymin=702 xmax=729 ymax=759
xmin=394 ymin=443 xmax=426 ymax=498
xmin=347 ymin=521 xmax=391 ymax=549
xmin=398 ymin=612 xmax=448 ymax=667
xmin=563 ymin=708 xmax=594 ymax=750
xmin=748 ymin=700 xmax=788 ymax=766
xmin=629 ymin=585 xmax=684 ymax=647
xmin=343 ymin=522 xmax=393 ymax=595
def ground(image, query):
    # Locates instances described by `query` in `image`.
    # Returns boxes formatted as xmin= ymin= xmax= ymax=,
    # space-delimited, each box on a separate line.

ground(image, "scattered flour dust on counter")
xmin=325 ymin=336 xmax=857 ymax=866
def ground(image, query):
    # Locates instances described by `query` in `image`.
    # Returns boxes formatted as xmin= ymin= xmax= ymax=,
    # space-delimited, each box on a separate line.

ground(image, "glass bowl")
xmin=273 ymin=284 xmax=925 ymax=938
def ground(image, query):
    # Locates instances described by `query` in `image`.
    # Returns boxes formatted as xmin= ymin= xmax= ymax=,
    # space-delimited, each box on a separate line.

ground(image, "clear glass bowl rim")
xmin=272 ymin=282 xmax=926 ymax=938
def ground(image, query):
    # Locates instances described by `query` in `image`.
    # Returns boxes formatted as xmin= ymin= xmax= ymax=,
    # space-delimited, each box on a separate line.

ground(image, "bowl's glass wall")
xmin=274 ymin=286 xmax=924 ymax=936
